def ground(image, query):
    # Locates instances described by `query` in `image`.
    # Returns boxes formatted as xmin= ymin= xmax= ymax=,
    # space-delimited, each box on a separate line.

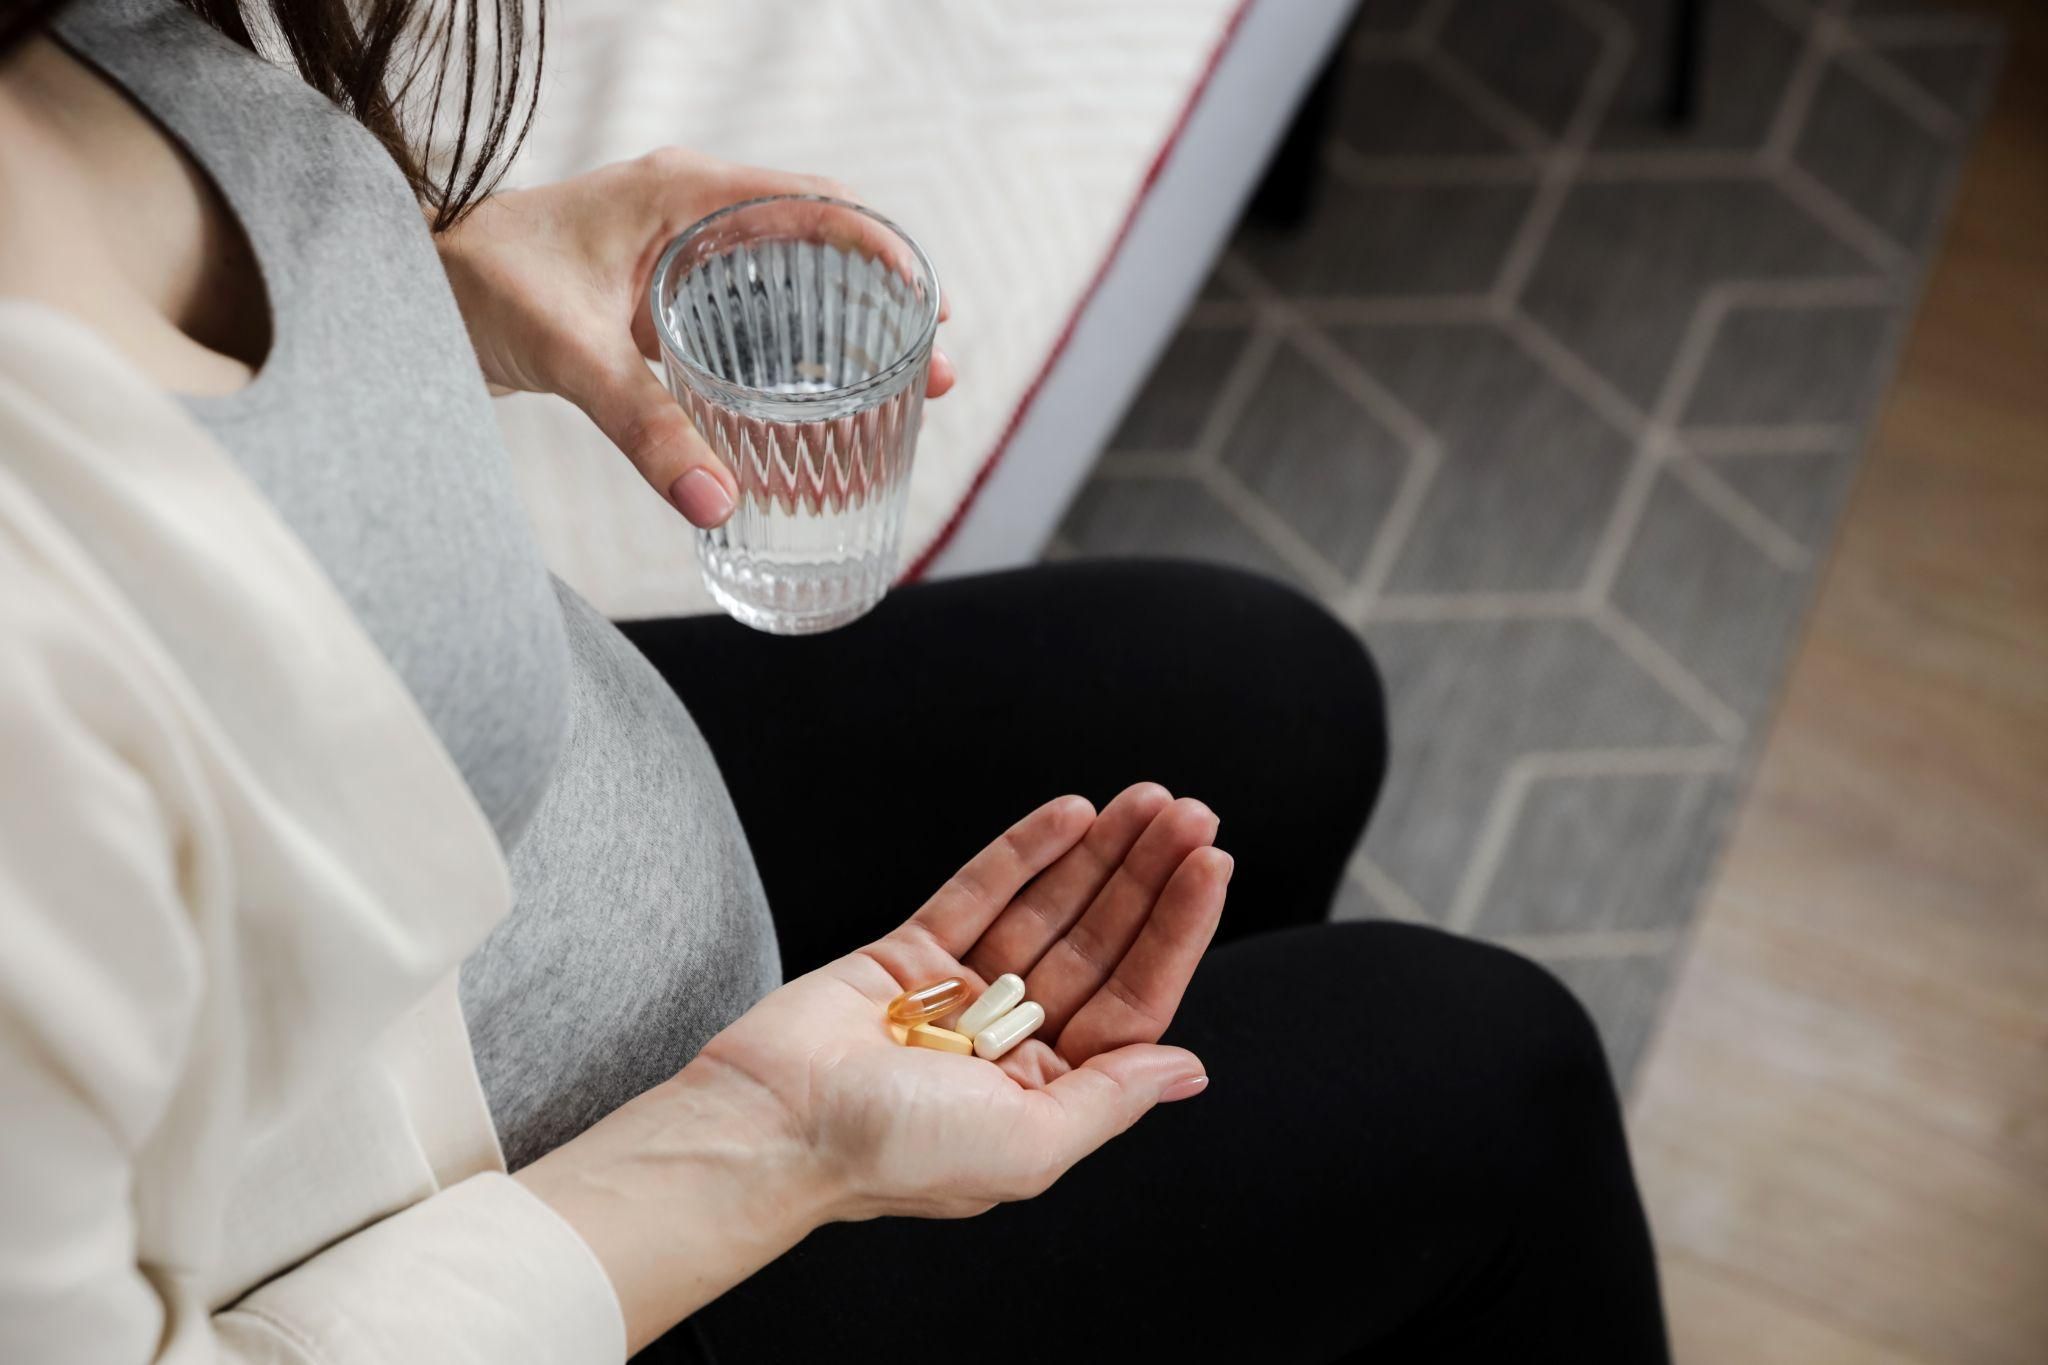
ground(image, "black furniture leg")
xmin=1665 ymin=0 xmax=1706 ymax=127
xmin=1251 ymin=48 xmax=1342 ymax=229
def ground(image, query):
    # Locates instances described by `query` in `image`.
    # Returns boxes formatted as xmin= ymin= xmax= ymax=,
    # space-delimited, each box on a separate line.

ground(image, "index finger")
xmin=572 ymin=349 xmax=739 ymax=527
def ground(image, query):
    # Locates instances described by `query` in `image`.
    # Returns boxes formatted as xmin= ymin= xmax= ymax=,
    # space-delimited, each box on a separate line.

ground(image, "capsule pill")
xmin=906 ymin=1023 xmax=974 ymax=1055
xmin=971 ymin=1000 xmax=1045 ymax=1061
xmin=954 ymin=972 xmax=1026 ymax=1039
xmin=887 ymin=978 xmax=968 ymax=1026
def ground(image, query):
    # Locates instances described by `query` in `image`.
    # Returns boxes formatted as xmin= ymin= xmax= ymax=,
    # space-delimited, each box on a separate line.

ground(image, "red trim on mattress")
xmin=903 ymin=0 xmax=1260 ymax=581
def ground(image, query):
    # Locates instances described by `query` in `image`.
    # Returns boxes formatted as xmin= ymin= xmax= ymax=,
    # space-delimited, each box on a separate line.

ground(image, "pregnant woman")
xmin=0 ymin=0 xmax=1668 ymax=1360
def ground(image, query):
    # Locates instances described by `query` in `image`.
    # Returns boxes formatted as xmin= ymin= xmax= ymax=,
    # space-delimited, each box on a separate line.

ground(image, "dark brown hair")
xmin=3 ymin=0 xmax=542 ymax=230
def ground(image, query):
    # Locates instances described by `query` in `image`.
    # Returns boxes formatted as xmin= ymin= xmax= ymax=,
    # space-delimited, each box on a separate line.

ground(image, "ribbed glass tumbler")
xmin=650 ymin=195 xmax=941 ymax=635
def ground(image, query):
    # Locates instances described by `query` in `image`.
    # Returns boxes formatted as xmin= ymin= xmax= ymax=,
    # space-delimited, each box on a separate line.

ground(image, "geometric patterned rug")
xmin=1055 ymin=0 xmax=2002 ymax=1084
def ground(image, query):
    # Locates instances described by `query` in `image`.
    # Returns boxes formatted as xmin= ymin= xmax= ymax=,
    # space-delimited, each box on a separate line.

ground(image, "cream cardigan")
xmin=0 ymin=303 xmax=626 ymax=1363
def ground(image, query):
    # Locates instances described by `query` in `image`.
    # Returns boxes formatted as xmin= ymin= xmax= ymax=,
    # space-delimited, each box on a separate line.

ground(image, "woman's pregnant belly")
xmin=459 ymin=580 xmax=780 ymax=1169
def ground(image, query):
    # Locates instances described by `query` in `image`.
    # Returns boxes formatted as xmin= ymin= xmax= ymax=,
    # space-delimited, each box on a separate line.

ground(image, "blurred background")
xmin=496 ymin=2 xmax=2045 ymax=1359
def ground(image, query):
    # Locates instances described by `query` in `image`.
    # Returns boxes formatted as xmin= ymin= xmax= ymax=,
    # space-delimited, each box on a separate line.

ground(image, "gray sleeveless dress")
xmin=56 ymin=0 xmax=781 ymax=1168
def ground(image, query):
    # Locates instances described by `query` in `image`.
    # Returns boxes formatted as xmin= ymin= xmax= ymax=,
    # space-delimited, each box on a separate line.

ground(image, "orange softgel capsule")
xmin=886 ymin=978 xmax=968 ymax=1027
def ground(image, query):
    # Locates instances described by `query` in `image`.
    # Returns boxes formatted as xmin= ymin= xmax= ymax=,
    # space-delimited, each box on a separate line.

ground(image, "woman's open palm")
xmin=694 ymin=787 xmax=1228 ymax=1220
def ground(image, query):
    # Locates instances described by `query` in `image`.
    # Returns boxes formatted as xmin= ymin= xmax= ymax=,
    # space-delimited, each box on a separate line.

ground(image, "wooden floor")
xmin=1630 ymin=3 xmax=2048 ymax=1361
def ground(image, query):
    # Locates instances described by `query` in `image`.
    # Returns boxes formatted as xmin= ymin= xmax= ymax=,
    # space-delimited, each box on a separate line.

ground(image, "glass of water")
xmin=649 ymin=195 xmax=941 ymax=635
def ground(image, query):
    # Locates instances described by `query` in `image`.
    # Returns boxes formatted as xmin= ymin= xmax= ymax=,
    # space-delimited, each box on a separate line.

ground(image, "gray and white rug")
xmin=1055 ymin=0 xmax=2001 ymax=1082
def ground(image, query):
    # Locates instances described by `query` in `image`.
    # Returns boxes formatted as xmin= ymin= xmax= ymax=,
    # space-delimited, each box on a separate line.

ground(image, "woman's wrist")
xmin=428 ymin=195 xmax=530 ymax=395
xmin=515 ymin=1056 xmax=840 ymax=1354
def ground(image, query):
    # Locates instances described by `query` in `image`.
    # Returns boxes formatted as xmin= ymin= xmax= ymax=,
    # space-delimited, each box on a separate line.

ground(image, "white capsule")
xmin=954 ymin=973 xmax=1027 ymax=1039
xmin=971 ymin=999 xmax=1045 ymax=1061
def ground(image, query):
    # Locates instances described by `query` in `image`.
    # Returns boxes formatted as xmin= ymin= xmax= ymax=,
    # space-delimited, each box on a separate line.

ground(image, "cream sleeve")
xmin=0 ymin=484 xmax=624 ymax=1364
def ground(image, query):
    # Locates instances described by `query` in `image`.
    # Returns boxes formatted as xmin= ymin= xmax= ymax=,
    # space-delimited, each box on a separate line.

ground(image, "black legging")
xmin=620 ymin=561 xmax=1668 ymax=1364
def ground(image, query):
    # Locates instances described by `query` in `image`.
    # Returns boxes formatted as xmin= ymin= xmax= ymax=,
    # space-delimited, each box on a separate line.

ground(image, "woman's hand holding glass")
xmin=434 ymin=148 xmax=954 ymax=529
xmin=518 ymin=787 xmax=1226 ymax=1351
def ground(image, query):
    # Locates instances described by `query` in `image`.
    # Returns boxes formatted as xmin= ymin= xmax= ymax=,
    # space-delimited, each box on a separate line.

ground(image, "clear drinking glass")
xmin=649 ymin=195 xmax=941 ymax=635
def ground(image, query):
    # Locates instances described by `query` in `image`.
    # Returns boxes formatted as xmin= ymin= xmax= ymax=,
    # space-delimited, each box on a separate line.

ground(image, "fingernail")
xmin=1219 ymin=852 xmax=1235 ymax=883
xmin=670 ymin=468 xmax=735 ymax=526
xmin=1161 ymin=1075 xmax=1209 ymax=1103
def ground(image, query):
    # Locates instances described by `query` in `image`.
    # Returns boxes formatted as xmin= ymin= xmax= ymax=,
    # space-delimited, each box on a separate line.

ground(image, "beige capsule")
xmin=971 ymin=1000 xmax=1045 ymax=1061
xmin=954 ymin=972 xmax=1026 ymax=1039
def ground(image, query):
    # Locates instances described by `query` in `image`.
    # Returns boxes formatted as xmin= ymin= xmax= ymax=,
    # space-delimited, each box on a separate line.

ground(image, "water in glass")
xmin=653 ymin=204 xmax=937 ymax=635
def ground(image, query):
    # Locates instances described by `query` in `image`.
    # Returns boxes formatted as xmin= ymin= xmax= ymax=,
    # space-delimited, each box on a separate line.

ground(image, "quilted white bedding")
xmin=494 ymin=0 xmax=1241 ymax=619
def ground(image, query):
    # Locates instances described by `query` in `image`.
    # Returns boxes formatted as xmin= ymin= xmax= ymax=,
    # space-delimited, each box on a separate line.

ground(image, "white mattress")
xmin=494 ymin=0 xmax=1341 ymax=618
xmin=927 ymin=0 xmax=1357 ymax=578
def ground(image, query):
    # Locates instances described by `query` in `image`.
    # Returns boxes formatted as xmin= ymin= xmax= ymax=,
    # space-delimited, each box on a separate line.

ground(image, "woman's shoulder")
xmin=0 ymin=289 xmax=514 ymax=1039
xmin=0 ymin=298 xmax=252 ymax=761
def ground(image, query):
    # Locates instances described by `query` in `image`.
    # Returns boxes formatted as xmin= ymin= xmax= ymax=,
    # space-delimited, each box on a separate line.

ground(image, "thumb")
xmin=1036 ymin=1044 xmax=1208 ymax=1172
xmin=570 ymin=343 xmax=740 ymax=528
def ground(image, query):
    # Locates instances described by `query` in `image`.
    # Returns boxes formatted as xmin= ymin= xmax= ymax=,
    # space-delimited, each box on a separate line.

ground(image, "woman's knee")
xmin=1432 ymin=931 xmax=1624 ymax=1172
xmin=1078 ymin=559 xmax=1386 ymax=809
xmin=1317 ymin=922 xmax=1620 ymax=1138
xmin=1487 ymin=947 xmax=1616 ymax=1115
